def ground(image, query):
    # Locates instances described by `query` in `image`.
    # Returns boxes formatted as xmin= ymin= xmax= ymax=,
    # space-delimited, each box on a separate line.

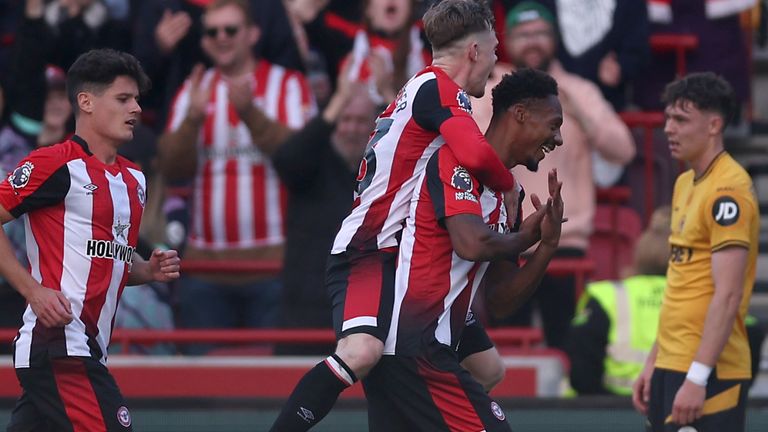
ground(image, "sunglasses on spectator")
xmin=204 ymin=25 xmax=241 ymax=39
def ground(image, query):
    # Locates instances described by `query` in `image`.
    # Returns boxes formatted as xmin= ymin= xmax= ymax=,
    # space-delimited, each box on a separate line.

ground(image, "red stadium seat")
xmin=588 ymin=205 xmax=643 ymax=281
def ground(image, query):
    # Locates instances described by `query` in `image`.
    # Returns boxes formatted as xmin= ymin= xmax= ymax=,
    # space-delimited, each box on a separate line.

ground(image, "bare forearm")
xmin=241 ymin=107 xmax=293 ymax=156
xmin=693 ymin=291 xmax=742 ymax=366
xmin=486 ymin=242 xmax=556 ymax=318
xmin=460 ymin=230 xmax=537 ymax=262
xmin=695 ymin=248 xmax=749 ymax=367
xmin=127 ymin=254 xmax=152 ymax=286
xmin=157 ymin=118 xmax=200 ymax=181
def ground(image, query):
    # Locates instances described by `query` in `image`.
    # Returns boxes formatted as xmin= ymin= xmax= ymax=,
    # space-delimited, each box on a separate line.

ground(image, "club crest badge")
xmin=137 ymin=184 xmax=146 ymax=208
xmin=117 ymin=406 xmax=131 ymax=427
xmin=491 ymin=401 xmax=506 ymax=421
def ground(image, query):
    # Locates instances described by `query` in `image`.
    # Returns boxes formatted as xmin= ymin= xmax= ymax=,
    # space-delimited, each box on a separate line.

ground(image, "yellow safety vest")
xmin=586 ymin=275 xmax=666 ymax=395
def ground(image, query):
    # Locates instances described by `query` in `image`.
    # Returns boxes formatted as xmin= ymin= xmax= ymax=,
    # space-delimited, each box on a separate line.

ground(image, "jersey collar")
xmin=693 ymin=151 xmax=727 ymax=184
xmin=71 ymin=134 xmax=94 ymax=156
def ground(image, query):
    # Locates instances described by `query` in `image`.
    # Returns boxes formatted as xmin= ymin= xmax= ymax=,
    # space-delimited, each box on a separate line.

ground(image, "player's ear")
xmin=709 ymin=113 xmax=724 ymax=136
xmin=512 ymin=103 xmax=526 ymax=122
xmin=77 ymin=92 xmax=93 ymax=115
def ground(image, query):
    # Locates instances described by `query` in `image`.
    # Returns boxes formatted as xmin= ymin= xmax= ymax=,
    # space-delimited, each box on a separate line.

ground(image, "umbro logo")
xmin=297 ymin=407 xmax=315 ymax=423
xmin=83 ymin=183 xmax=98 ymax=194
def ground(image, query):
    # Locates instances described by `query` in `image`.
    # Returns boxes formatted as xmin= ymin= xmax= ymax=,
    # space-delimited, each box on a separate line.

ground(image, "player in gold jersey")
xmin=631 ymin=73 xmax=759 ymax=432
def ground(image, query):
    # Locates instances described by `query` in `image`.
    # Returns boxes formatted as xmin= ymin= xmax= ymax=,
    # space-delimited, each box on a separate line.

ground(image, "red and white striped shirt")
xmin=0 ymin=136 xmax=145 ymax=368
xmin=166 ymin=60 xmax=315 ymax=250
xmin=384 ymin=146 xmax=523 ymax=356
xmin=331 ymin=66 xmax=515 ymax=254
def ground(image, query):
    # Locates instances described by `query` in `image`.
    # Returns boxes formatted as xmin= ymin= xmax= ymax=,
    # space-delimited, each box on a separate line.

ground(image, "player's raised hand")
xmin=148 ymin=249 xmax=181 ymax=282
xmin=186 ymin=64 xmax=211 ymax=124
xmin=540 ymin=169 xmax=565 ymax=248
xmin=27 ymin=284 xmax=73 ymax=328
xmin=517 ymin=194 xmax=548 ymax=247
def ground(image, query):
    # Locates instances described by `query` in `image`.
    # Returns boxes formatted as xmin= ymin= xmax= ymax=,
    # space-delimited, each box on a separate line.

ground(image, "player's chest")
xmin=671 ymin=185 xmax=709 ymax=246
xmin=64 ymin=165 xmax=144 ymax=237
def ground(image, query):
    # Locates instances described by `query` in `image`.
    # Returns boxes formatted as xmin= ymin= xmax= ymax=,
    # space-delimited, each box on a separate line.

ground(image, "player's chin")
xmin=524 ymin=157 xmax=539 ymax=172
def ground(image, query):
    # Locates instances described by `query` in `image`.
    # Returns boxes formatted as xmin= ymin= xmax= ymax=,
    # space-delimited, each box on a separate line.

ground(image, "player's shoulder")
xmin=27 ymin=138 xmax=83 ymax=164
xmin=431 ymin=146 xmax=479 ymax=185
xmin=715 ymin=153 xmax=753 ymax=187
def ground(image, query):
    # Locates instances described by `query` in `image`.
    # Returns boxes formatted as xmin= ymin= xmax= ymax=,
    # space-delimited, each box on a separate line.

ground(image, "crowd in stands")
xmin=0 ymin=0 xmax=762 ymax=391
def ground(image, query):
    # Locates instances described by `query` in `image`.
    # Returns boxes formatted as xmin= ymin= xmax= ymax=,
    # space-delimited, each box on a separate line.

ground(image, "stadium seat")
xmin=588 ymin=205 xmax=643 ymax=281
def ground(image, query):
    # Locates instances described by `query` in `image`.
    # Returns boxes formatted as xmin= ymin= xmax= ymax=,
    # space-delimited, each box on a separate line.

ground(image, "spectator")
xmin=40 ymin=0 xmax=132 ymax=70
xmin=133 ymin=0 xmax=301 ymax=129
xmin=566 ymin=206 xmax=671 ymax=395
xmin=248 ymin=70 xmax=378 ymax=355
xmin=303 ymin=0 xmax=430 ymax=104
xmin=158 ymin=0 xmax=315 ymax=353
xmin=472 ymin=1 xmax=636 ymax=348
xmin=555 ymin=0 xmax=650 ymax=110
xmin=567 ymin=205 xmax=766 ymax=395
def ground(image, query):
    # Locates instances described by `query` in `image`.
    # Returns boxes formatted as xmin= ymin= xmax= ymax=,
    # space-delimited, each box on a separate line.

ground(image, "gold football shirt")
xmin=656 ymin=152 xmax=759 ymax=379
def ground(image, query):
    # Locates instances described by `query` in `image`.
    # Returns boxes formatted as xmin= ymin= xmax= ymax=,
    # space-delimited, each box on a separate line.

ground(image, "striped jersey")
xmin=331 ymin=66 xmax=515 ymax=254
xmin=166 ymin=60 xmax=315 ymax=250
xmin=0 ymin=136 xmax=145 ymax=368
xmin=384 ymin=146 xmax=523 ymax=356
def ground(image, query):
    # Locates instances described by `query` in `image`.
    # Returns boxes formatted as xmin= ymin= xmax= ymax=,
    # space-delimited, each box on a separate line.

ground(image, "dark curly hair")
xmin=491 ymin=68 xmax=558 ymax=115
xmin=661 ymin=72 xmax=736 ymax=126
xmin=423 ymin=0 xmax=495 ymax=51
xmin=66 ymin=49 xmax=151 ymax=112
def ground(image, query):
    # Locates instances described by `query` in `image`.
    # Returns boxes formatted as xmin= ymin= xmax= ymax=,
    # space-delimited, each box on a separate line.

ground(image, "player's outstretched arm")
xmin=0 ymin=205 xmax=72 ymax=327
xmin=127 ymin=249 xmax=181 ymax=286
xmin=483 ymin=169 xmax=564 ymax=317
xmin=444 ymin=205 xmax=544 ymax=262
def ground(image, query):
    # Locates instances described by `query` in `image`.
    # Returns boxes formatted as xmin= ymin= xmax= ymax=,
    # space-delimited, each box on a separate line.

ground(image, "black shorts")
xmin=327 ymin=249 xmax=397 ymax=342
xmin=7 ymin=356 xmax=133 ymax=432
xmin=364 ymin=352 xmax=512 ymax=432
xmin=457 ymin=310 xmax=494 ymax=362
xmin=647 ymin=368 xmax=748 ymax=432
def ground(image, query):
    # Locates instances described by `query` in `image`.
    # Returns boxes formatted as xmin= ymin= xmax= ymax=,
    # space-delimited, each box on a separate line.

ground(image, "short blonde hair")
xmin=633 ymin=206 xmax=672 ymax=276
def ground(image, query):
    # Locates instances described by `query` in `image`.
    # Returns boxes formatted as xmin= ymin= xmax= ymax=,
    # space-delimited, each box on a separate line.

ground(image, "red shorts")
xmin=363 ymin=351 xmax=512 ymax=432
xmin=8 ymin=356 xmax=132 ymax=432
xmin=327 ymin=249 xmax=397 ymax=341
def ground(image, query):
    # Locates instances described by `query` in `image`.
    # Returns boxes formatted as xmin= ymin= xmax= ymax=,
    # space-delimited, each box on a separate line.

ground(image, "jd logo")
xmin=712 ymin=196 xmax=739 ymax=226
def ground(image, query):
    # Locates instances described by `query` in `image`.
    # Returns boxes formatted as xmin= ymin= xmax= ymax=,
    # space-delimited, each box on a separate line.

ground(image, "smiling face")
xmin=83 ymin=75 xmax=142 ymax=144
xmin=201 ymin=3 xmax=258 ymax=73
xmin=664 ymin=99 xmax=721 ymax=163
xmin=509 ymin=95 xmax=563 ymax=171
xmin=505 ymin=19 xmax=555 ymax=71
xmin=366 ymin=0 xmax=412 ymax=35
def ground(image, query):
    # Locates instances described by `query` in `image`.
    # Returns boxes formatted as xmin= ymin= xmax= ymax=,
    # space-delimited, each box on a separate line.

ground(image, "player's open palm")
xmin=539 ymin=169 xmax=564 ymax=247
xmin=148 ymin=249 xmax=181 ymax=283
xmin=518 ymin=199 xmax=547 ymax=249
xmin=27 ymin=284 xmax=72 ymax=328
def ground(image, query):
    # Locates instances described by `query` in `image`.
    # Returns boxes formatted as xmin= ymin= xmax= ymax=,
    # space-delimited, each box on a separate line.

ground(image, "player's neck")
xmin=690 ymin=139 xmax=724 ymax=178
xmin=431 ymin=57 xmax=470 ymax=90
xmin=484 ymin=121 xmax=513 ymax=169
xmin=74 ymin=127 xmax=119 ymax=165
